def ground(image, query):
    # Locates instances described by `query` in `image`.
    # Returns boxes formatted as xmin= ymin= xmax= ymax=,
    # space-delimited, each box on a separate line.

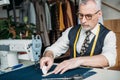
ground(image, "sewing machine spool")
xmin=7 ymin=52 xmax=19 ymax=67
xmin=0 ymin=51 xmax=18 ymax=69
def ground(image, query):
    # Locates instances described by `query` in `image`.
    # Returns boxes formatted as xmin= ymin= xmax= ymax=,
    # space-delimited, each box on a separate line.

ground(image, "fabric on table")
xmin=0 ymin=64 xmax=94 ymax=80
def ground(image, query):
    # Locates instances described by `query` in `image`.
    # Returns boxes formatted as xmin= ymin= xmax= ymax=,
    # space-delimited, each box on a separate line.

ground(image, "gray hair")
xmin=79 ymin=0 xmax=101 ymax=10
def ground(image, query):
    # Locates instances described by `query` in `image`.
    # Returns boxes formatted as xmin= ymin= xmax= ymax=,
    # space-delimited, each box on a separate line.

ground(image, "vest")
xmin=68 ymin=23 xmax=110 ymax=58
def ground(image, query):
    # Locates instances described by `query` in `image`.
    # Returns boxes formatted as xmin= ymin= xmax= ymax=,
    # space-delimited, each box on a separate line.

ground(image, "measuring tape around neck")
xmin=73 ymin=25 xmax=100 ymax=58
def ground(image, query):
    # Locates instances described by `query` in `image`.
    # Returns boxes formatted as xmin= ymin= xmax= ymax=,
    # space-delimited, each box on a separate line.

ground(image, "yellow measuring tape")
xmin=90 ymin=24 xmax=100 ymax=56
xmin=73 ymin=24 xmax=100 ymax=58
xmin=73 ymin=27 xmax=81 ymax=58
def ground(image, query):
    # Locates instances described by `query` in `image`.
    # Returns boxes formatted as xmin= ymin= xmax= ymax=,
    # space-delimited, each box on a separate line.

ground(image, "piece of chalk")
xmin=42 ymin=71 xmax=54 ymax=77
xmin=42 ymin=66 xmax=47 ymax=75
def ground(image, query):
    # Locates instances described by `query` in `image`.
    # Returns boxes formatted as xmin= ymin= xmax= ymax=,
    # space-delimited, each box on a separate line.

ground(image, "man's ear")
xmin=98 ymin=10 xmax=102 ymax=18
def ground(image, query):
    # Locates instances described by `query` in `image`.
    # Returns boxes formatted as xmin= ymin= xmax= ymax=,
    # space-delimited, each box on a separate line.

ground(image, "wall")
xmin=102 ymin=0 xmax=120 ymax=20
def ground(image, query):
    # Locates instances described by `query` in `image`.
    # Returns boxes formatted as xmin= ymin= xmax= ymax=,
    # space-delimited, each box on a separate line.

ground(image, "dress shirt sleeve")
xmin=101 ymin=31 xmax=117 ymax=67
xmin=44 ymin=27 xmax=72 ymax=58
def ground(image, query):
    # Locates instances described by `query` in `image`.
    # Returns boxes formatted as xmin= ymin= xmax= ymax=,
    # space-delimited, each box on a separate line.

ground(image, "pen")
xmin=12 ymin=64 xmax=23 ymax=70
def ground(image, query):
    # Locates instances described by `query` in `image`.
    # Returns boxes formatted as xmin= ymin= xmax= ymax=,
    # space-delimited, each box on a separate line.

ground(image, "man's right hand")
xmin=40 ymin=51 xmax=54 ymax=72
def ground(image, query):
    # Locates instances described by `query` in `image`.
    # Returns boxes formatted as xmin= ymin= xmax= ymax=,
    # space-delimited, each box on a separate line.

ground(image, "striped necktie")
xmin=80 ymin=30 xmax=91 ymax=55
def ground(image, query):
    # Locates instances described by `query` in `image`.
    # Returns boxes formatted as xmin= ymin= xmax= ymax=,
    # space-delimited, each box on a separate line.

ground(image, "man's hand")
xmin=40 ymin=51 xmax=54 ymax=72
xmin=53 ymin=58 xmax=83 ymax=74
xmin=40 ymin=56 xmax=54 ymax=72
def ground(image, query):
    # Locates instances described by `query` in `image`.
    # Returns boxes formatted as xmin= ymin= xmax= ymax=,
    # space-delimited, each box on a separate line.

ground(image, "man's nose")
xmin=80 ymin=16 xmax=87 ymax=23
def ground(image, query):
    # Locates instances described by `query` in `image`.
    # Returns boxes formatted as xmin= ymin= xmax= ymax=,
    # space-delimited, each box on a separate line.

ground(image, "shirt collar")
xmin=91 ymin=23 xmax=100 ymax=35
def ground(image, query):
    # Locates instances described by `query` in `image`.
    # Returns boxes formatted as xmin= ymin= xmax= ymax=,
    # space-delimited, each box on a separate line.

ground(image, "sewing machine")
xmin=0 ymin=35 xmax=42 ymax=70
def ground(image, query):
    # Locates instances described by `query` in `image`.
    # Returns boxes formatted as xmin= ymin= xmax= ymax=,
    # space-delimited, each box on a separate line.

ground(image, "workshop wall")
xmin=102 ymin=0 xmax=120 ymax=20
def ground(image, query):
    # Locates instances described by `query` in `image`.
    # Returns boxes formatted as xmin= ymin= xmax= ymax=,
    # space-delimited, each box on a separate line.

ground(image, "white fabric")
xmin=45 ymin=24 xmax=117 ymax=67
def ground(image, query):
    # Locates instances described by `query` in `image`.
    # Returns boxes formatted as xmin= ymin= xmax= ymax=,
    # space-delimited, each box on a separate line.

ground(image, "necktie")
xmin=80 ymin=30 xmax=91 ymax=55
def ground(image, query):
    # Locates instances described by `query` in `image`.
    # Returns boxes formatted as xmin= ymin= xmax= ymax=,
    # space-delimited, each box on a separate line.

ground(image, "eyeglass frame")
xmin=77 ymin=10 xmax=100 ymax=20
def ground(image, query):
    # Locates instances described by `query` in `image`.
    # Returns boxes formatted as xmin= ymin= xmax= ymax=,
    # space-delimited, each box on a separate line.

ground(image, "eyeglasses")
xmin=77 ymin=10 xmax=100 ymax=20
